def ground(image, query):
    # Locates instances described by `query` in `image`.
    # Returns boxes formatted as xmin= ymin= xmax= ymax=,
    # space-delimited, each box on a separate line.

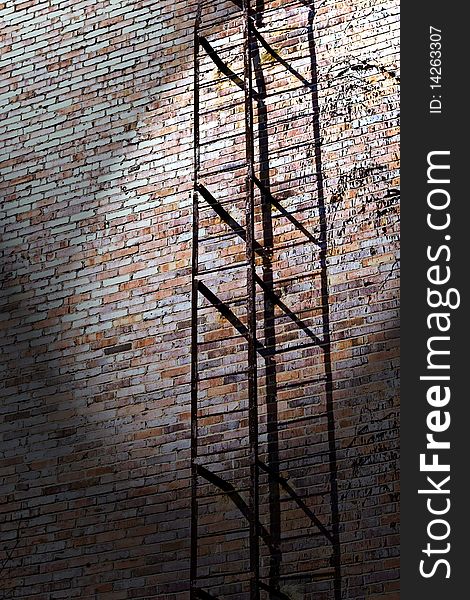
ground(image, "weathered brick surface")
xmin=1 ymin=0 xmax=399 ymax=598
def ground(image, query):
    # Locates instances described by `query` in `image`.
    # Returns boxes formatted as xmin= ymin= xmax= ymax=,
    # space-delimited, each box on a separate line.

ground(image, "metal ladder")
xmin=190 ymin=2 xmax=341 ymax=598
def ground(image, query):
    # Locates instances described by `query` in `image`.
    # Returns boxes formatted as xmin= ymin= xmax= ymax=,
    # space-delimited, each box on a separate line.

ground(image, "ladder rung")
xmin=256 ymin=110 xmax=318 ymax=130
xmin=196 ymin=161 xmax=246 ymax=178
xmin=197 ymin=331 xmax=287 ymax=347
xmin=198 ymin=261 xmax=249 ymax=276
xmin=197 ymin=332 xmax=255 ymax=350
xmin=268 ymin=174 xmax=322 ymax=190
xmin=278 ymin=412 xmax=330 ymax=427
xmin=197 ymin=239 xmax=320 ymax=261
xmin=197 ymin=368 xmax=250 ymax=382
xmin=271 ymin=205 xmax=321 ymax=220
xmin=196 ymin=79 xmax=246 ymax=95
xmin=278 ymin=377 xmax=327 ymax=390
xmin=268 ymin=305 xmax=325 ymax=326
xmin=196 ymin=526 xmax=250 ymax=541
xmin=264 ymin=82 xmax=310 ymax=100
xmin=197 ymin=232 xmax=319 ymax=254
xmin=197 ymin=446 xmax=250 ymax=459
xmin=199 ymin=130 xmax=246 ymax=148
xmin=198 ymin=406 xmax=248 ymax=419
xmin=272 ymin=341 xmax=321 ymax=355
xmin=279 ymin=530 xmax=331 ymax=542
xmin=197 ymin=486 xmax=252 ymax=502
xmin=271 ymin=238 xmax=320 ymax=252
xmin=198 ymin=231 xmax=240 ymax=244
xmin=266 ymin=138 xmax=316 ymax=157
xmin=197 ymin=197 xmax=246 ymax=212
xmin=278 ymin=489 xmax=330 ymax=500
xmin=196 ymin=334 xmax=241 ymax=345
xmin=196 ymin=18 xmax=244 ymax=38
xmin=194 ymin=568 xmax=251 ymax=582
xmin=269 ymin=270 xmax=322 ymax=287
xmin=198 ymin=98 xmax=245 ymax=117
xmin=197 ymin=295 xmax=247 ymax=311
xmin=278 ymin=568 xmax=336 ymax=581
xmin=255 ymin=23 xmax=310 ymax=34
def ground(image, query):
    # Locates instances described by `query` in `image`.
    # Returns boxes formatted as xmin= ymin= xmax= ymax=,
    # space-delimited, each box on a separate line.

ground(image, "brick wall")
xmin=0 ymin=1 xmax=399 ymax=598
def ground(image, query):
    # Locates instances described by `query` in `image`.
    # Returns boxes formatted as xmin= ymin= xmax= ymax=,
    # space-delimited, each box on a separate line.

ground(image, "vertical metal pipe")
xmin=190 ymin=5 xmax=202 ymax=598
xmin=243 ymin=2 xmax=260 ymax=599
xmin=251 ymin=34 xmax=282 ymax=595
xmin=307 ymin=4 xmax=341 ymax=598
